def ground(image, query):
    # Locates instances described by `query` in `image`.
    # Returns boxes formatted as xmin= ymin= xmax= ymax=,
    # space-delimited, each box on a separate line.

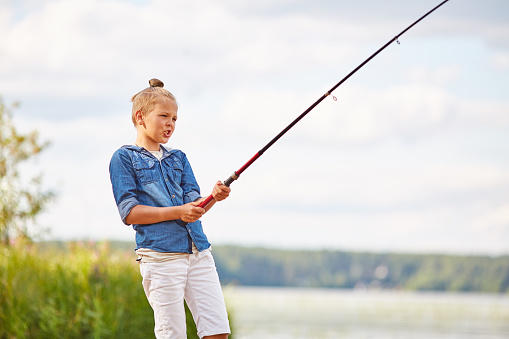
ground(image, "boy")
xmin=109 ymin=79 xmax=231 ymax=339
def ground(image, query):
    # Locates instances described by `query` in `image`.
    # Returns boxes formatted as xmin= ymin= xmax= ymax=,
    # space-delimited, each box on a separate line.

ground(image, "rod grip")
xmin=197 ymin=194 xmax=214 ymax=208
xmin=197 ymin=172 xmax=238 ymax=208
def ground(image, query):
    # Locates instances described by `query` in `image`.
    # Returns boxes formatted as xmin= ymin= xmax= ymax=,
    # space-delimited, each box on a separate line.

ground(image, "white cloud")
xmin=4 ymin=0 xmax=506 ymax=99
xmin=218 ymin=81 xmax=509 ymax=148
xmin=492 ymin=52 xmax=509 ymax=71
xmin=473 ymin=204 xmax=509 ymax=233
xmin=405 ymin=64 xmax=462 ymax=84
xmin=204 ymin=201 xmax=509 ymax=255
xmin=2 ymin=0 xmax=509 ymax=254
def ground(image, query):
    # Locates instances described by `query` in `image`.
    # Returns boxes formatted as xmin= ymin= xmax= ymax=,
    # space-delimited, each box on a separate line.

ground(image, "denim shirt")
xmin=109 ymin=145 xmax=211 ymax=253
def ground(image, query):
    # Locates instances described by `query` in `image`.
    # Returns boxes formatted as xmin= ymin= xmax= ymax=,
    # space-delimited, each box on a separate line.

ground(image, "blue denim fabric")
xmin=109 ymin=145 xmax=210 ymax=253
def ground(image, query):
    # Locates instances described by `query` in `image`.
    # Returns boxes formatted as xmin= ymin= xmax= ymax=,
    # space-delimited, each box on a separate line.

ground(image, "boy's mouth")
xmin=164 ymin=130 xmax=171 ymax=137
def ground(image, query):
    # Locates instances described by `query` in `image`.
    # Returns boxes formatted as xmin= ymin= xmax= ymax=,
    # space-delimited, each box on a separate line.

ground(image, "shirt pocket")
xmin=133 ymin=159 xmax=158 ymax=185
xmin=170 ymin=161 xmax=183 ymax=184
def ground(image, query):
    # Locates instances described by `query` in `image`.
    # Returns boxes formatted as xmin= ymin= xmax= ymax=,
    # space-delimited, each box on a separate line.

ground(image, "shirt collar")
xmin=123 ymin=144 xmax=175 ymax=159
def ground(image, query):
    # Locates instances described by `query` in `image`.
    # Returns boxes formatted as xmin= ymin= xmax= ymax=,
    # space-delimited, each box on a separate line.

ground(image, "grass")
xmin=0 ymin=240 xmax=201 ymax=338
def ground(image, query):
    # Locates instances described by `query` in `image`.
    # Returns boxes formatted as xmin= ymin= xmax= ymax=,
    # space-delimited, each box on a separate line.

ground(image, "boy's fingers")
xmin=216 ymin=181 xmax=231 ymax=190
xmin=217 ymin=185 xmax=231 ymax=193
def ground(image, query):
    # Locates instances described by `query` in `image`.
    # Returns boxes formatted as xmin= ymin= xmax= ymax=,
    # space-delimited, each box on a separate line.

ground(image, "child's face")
xmin=137 ymin=97 xmax=178 ymax=149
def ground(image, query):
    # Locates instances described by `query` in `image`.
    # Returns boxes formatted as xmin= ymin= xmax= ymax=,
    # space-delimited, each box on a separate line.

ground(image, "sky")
xmin=1 ymin=0 xmax=508 ymax=255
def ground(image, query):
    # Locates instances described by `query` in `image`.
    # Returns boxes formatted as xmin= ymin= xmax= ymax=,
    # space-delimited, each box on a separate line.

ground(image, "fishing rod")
xmin=198 ymin=0 xmax=450 ymax=208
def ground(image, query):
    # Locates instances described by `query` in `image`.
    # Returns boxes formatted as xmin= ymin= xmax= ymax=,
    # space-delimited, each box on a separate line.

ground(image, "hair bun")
xmin=149 ymin=78 xmax=164 ymax=88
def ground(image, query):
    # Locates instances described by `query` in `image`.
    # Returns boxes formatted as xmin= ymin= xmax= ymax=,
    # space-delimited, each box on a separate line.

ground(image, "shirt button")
xmin=172 ymin=195 xmax=175 ymax=198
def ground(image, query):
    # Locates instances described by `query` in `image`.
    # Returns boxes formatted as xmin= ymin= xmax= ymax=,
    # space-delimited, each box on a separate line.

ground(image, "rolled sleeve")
xmin=109 ymin=148 xmax=139 ymax=226
xmin=118 ymin=196 xmax=139 ymax=225
xmin=185 ymin=191 xmax=202 ymax=204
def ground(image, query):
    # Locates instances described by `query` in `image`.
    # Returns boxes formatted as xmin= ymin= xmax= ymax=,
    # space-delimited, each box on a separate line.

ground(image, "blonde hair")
xmin=131 ymin=78 xmax=177 ymax=126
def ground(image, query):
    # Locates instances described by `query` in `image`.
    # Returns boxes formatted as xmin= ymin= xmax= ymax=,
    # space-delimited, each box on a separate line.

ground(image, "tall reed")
xmin=0 ymin=240 xmax=199 ymax=338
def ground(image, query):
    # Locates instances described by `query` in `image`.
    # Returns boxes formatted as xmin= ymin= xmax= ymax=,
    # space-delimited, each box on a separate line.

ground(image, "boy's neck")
xmin=135 ymin=138 xmax=161 ymax=152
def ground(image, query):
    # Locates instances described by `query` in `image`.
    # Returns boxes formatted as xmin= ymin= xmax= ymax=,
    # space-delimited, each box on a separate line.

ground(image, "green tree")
xmin=0 ymin=96 xmax=54 ymax=244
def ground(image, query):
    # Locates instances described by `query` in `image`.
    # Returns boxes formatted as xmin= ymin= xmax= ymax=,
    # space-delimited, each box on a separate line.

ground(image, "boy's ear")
xmin=135 ymin=110 xmax=147 ymax=129
xmin=135 ymin=110 xmax=144 ymax=124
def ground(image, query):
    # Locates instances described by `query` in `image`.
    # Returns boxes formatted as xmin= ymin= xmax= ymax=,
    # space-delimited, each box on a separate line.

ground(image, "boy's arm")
xmin=126 ymin=203 xmax=206 ymax=225
xmin=126 ymin=181 xmax=231 ymax=224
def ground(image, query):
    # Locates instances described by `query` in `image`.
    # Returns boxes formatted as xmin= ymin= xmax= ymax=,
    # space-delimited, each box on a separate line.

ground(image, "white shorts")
xmin=139 ymin=248 xmax=230 ymax=339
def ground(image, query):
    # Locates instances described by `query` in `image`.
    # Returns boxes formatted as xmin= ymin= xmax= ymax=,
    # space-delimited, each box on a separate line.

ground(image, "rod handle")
xmin=197 ymin=172 xmax=238 ymax=208
xmin=197 ymin=195 xmax=214 ymax=208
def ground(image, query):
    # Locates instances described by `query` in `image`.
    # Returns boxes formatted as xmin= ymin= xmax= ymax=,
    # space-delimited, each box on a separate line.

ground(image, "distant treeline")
xmin=40 ymin=241 xmax=509 ymax=293
xmin=211 ymin=246 xmax=509 ymax=294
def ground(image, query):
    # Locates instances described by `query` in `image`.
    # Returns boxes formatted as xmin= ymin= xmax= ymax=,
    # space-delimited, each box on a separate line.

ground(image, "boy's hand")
xmin=211 ymin=181 xmax=231 ymax=202
xmin=179 ymin=202 xmax=206 ymax=223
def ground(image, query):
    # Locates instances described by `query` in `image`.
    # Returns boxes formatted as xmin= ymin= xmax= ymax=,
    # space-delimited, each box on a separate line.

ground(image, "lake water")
xmin=223 ymin=286 xmax=509 ymax=339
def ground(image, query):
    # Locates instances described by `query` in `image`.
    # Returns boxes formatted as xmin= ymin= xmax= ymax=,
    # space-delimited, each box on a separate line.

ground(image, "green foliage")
xmin=212 ymin=246 xmax=509 ymax=294
xmin=0 ymin=241 xmax=200 ymax=338
xmin=0 ymin=97 xmax=55 ymax=244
